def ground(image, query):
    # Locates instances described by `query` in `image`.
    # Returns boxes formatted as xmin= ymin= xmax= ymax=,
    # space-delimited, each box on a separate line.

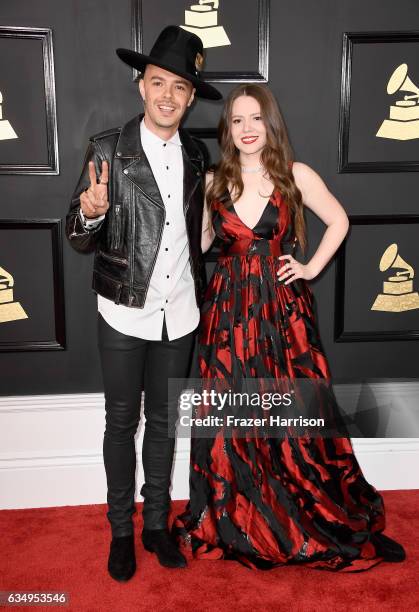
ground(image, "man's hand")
xmin=80 ymin=160 xmax=110 ymax=219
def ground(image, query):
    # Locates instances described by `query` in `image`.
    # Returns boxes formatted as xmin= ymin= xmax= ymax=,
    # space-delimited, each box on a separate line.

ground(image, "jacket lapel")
xmin=114 ymin=114 xmax=204 ymax=213
xmin=180 ymin=129 xmax=203 ymax=213
xmin=115 ymin=114 xmax=165 ymax=210
xmin=182 ymin=149 xmax=200 ymax=213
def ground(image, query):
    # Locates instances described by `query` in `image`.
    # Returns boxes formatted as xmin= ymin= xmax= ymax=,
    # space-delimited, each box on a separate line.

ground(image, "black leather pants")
xmin=97 ymin=312 xmax=196 ymax=537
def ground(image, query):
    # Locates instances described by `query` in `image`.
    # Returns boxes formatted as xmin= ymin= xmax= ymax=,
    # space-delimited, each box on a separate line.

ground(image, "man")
xmin=66 ymin=25 xmax=221 ymax=582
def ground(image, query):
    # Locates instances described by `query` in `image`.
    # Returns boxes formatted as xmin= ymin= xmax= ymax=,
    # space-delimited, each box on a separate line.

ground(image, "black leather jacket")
xmin=66 ymin=114 xmax=208 ymax=308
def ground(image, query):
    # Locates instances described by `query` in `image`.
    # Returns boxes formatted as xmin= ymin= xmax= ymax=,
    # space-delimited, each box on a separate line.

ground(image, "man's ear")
xmin=187 ymin=87 xmax=196 ymax=107
xmin=139 ymin=78 xmax=145 ymax=102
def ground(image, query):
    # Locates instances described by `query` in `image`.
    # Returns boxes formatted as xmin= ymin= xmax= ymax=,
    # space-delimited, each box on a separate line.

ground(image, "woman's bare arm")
xmin=292 ymin=162 xmax=349 ymax=277
xmin=201 ymin=172 xmax=216 ymax=253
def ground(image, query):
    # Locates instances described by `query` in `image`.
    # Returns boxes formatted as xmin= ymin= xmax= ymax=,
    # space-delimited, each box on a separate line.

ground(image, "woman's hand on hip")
xmin=277 ymin=254 xmax=317 ymax=284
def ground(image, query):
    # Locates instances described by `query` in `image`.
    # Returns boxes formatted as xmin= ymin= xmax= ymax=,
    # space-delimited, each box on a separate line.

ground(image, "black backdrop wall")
xmin=0 ymin=0 xmax=418 ymax=396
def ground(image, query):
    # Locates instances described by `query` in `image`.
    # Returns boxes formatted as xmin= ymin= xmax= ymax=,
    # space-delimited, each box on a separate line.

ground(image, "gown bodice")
xmin=211 ymin=188 xmax=298 ymax=258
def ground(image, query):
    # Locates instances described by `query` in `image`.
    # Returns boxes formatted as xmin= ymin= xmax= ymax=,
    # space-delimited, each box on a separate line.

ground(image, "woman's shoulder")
xmin=289 ymin=160 xmax=309 ymax=173
xmin=288 ymin=161 xmax=323 ymax=190
xmin=204 ymin=169 xmax=227 ymax=210
xmin=289 ymin=160 xmax=320 ymax=176
xmin=205 ymin=168 xmax=229 ymax=198
xmin=205 ymin=168 xmax=215 ymax=181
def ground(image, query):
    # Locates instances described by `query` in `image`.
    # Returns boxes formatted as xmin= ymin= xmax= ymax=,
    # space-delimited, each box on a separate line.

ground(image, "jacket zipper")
xmin=129 ymin=185 xmax=136 ymax=305
xmin=110 ymin=204 xmax=122 ymax=251
xmin=98 ymin=249 xmax=128 ymax=266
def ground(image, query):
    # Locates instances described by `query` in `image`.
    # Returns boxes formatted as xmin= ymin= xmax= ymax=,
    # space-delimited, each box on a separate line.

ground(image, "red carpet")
xmin=0 ymin=490 xmax=417 ymax=612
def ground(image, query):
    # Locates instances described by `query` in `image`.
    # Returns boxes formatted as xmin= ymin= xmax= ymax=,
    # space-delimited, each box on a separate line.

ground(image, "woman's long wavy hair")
xmin=206 ymin=83 xmax=307 ymax=254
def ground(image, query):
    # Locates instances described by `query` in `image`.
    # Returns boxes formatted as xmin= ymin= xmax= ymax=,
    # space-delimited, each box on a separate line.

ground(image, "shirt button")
xmin=168 ymin=194 xmax=171 ymax=198
xmin=166 ymin=275 xmax=169 ymax=279
xmin=160 ymin=308 xmax=164 ymax=311
xmin=165 ymin=299 xmax=168 ymax=303
xmin=116 ymin=152 xmax=121 ymax=157
xmin=123 ymin=169 xmax=128 ymax=174
xmin=165 ymin=247 xmax=168 ymax=251
xmin=166 ymin=221 xmax=169 ymax=225
xmin=163 ymin=143 xmax=167 ymax=147
xmin=166 ymin=166 xmax=169 ymax=170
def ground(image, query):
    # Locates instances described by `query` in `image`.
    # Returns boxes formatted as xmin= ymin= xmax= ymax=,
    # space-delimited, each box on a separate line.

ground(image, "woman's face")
xmin=230 ymin=95 xmax=267 ymax=157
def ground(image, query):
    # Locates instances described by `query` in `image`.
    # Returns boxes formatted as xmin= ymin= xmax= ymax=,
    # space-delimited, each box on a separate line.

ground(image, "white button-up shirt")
xmin=81 ymin=119 xmax=200 ymax=340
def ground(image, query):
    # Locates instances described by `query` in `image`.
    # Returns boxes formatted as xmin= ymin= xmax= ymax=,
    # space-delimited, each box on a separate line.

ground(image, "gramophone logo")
xmin=0 ymin=90 xmax=18 ymax=141
xmin=181 ymin=0 xmax=231 ymax=49
xmin=376 ymin=63 xmax=419 ymax=140
xmin=0 ymin=265 xmax=28 ymax=323
xmin=371 ymin=244 xmax=419 ymax=312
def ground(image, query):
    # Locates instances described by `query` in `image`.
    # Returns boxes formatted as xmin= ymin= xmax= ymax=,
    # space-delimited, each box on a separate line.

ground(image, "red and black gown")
xmin=174 ymin=178 xmax=406 ymax=572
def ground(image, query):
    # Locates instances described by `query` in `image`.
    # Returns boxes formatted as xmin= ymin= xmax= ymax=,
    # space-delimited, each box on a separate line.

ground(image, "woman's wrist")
xmin=305 ymin=260 xmax=321 ymax=279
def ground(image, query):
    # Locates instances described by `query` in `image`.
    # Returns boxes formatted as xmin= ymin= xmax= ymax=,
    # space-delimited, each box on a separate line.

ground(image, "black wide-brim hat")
xmin=116 ymin=25 xmax=222 ymax=101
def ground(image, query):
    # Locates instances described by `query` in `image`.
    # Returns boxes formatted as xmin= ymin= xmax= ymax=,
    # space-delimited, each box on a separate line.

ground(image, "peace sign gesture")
xmin=80 ymin=160 xmax=110 ymax=219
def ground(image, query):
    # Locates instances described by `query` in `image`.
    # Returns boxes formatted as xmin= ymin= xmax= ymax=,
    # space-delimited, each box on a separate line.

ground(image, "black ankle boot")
xmin=142 ymin=528 xmax=187 ymax=568
xmin=108 ymin=534 xmax=136 ymax=581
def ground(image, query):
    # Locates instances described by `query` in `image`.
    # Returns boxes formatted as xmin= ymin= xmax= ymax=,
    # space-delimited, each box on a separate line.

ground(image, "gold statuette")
xmin=371 ymin=243 xmax=419 ymax=312
xmin=0 ymin=91 xmax=18 ymax=141
xmin=0 ymin=266 xmax=28 ymax=323
xmin=181 ymin=0 xmax=230 ymax=49
xmin=376 ymin=64 xmax=419 ymax=141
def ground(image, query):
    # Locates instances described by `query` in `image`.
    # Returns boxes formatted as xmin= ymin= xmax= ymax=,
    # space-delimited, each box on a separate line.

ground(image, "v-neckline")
xmin=229 ymin=189 xmax=275 ymax=232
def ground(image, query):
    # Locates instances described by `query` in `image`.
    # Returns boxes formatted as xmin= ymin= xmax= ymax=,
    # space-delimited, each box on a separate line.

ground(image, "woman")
xmin=174 ymin=84 xmax=405 ymax=571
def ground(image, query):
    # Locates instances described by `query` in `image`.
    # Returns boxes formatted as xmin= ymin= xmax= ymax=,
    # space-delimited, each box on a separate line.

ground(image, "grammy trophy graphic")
xmin=371 ymin=243 xmax=419 ymax=312
xmin=0 ymin=90 xmax=18 ymax=141
xmin=181 ymin=0 xmax=230 ymax=48
xmin=0 ymin=266 xmax=28 ymax=323
xmin=376 ymin=63 xmax=419 ymax=140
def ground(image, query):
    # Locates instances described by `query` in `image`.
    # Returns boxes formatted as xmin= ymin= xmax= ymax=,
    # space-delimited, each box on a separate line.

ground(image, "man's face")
xmin=139 ymin=64 xmax=195 ymax=132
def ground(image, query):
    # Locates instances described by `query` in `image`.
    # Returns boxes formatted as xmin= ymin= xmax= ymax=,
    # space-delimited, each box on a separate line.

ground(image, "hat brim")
xmin=116 ymin=48 xmax=222 ymax=101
